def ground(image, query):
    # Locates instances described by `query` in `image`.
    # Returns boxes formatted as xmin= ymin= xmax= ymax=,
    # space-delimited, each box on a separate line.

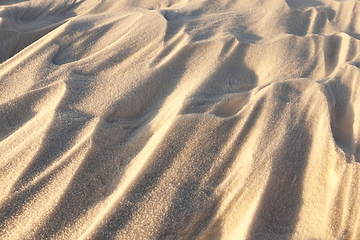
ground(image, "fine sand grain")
xmin=1 ymin=0 xmax=360 ymax=239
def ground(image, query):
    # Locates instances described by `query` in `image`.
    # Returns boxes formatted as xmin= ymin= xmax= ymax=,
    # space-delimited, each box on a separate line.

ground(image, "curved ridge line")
xmin=11 ymin=117 xmax=100 ymax=198
xmin=0 ymin=16 xmax=74 ymax=77
xmin=0 ymin=83 xmax=66 ymax=198
xmin=78 ymin=37 xmax=227 ymax=238
xmin=78 ymin=114 xmax=177 ymax=240
xmin=0 ymin=82 xmax=67 ymax=145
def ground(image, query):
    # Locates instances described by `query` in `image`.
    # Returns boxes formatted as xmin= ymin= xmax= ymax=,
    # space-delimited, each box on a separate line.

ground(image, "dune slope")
xmin=1 ymin=0 xmax=360 ymax=239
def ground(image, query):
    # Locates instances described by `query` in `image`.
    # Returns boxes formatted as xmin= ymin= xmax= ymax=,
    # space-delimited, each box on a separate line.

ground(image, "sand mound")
xmin=1 ymin=0 xmax=360 ymax=239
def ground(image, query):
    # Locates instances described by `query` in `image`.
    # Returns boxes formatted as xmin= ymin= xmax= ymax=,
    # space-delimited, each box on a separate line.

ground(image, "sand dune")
xmin=1 ymin=0 xmax=360 ymax=239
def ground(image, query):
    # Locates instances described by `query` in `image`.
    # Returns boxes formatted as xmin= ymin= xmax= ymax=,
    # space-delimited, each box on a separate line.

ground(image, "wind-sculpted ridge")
xmin=1 ymin=0 xmax=360 ymax=239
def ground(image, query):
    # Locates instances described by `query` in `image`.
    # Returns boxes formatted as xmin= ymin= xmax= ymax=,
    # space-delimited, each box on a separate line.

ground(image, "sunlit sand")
xmin=1 ymin=0 xmax=360 ymax=239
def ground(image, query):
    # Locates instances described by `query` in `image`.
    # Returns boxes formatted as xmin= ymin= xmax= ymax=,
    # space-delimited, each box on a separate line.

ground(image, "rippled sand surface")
xmin=1 ymin=0 xmax=360 ymax=239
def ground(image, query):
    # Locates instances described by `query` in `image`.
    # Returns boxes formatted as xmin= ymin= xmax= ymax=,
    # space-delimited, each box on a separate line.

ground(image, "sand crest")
xmin=1 ymin=0 xmax=360 ymax=239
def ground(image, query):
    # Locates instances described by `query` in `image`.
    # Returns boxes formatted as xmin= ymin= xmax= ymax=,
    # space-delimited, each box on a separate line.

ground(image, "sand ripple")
xmin=1 ymin=0 xmax=360 ymax=239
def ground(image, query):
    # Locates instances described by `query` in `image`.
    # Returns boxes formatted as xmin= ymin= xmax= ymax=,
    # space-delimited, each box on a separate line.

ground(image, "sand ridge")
xmin=1 ymin=0 xmax=360 ymax=239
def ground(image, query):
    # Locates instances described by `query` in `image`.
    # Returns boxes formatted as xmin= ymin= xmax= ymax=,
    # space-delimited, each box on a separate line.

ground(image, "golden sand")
xmin=1 ymin=0 xmax=360 ymax=239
